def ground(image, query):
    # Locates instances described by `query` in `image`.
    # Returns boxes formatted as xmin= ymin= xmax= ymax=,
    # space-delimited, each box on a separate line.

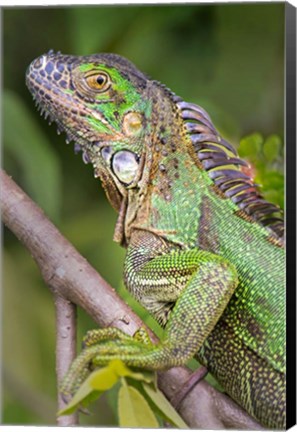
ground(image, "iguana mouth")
xmin=26 ymin=52 xmax=90 ymax=163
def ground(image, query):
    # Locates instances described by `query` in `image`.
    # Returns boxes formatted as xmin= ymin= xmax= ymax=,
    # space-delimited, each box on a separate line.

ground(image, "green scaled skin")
xmin=26 ymin=51 xmax=285 ymax=429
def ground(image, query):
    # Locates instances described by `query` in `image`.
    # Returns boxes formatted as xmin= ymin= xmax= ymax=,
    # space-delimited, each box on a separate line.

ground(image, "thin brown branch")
xmin=1 ymin=169 xmax=264 ymax=430
xmin=55 ymin=295 xmax=78 ymax=426
xmin=1 ymin=170 xmax=142 ymax=336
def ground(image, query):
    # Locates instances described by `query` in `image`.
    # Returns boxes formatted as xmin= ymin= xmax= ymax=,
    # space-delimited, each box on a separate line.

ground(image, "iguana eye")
xmin=84 ymin=72 xmax=110 ymax=92
xmin=111 ymin=150 xmax=139 ymax=185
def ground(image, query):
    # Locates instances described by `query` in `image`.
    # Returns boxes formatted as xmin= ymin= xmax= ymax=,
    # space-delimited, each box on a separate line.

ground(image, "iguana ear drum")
xmin=122 ymin=112 xmax=143 ymax=136
xmin=111 ymin=150 xmax=139 ymax=185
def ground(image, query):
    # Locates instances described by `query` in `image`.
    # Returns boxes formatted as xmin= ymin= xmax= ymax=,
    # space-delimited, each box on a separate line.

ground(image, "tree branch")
xmin=1 ymin=169 xmax=263 ymax=430
xmin=55 ymin=295 xmax=78 ymax=426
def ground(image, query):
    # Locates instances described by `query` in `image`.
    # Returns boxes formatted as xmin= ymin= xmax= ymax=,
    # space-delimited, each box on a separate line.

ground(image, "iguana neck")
xmin=114 ymin=81 xmax=188 ymax=246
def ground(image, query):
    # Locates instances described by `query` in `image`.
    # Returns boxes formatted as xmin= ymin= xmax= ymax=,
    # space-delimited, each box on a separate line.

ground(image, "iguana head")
xmin=26 ymin=50 xmax=153 ymax=212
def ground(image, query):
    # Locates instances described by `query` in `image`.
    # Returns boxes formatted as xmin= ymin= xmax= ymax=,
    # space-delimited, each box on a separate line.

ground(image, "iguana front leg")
xmin=61 ymin=230 xmax=238 ymax=398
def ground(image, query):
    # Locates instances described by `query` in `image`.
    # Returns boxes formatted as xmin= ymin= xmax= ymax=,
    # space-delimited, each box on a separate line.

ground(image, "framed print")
xmin=2 ymin=1 xmax=296 ymax=429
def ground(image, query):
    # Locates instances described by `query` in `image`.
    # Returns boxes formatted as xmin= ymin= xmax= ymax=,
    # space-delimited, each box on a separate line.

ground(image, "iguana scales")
xmin=26 ymin=51 xmax=285 ymax=429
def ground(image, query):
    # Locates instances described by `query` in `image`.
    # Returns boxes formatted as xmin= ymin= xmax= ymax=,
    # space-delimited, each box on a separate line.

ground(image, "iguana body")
xmin=26 ymin=51 xmax=285 ymax=429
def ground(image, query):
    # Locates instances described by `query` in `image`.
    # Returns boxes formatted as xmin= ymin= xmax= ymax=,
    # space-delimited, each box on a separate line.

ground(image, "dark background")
xmin=3 ymin=3 xmax=284 ymax=425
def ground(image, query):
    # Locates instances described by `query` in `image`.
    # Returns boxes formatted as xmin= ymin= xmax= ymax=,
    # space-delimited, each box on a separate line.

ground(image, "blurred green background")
xmin=2 ymin=3 xmax=284 ymax=426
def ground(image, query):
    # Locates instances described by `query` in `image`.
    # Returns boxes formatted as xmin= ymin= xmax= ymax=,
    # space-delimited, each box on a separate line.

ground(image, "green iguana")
xmin=26 ymin=51 xmax=285 ymax=429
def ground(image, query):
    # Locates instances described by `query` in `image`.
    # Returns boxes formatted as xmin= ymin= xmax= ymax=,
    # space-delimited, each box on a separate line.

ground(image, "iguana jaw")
xmin=26 ymin=51 xmax=154 ymax=243
xmin=26 ymin=52 xmax=126 ymax=163
xmin=26 ymin=54 xmax=127 ymax=218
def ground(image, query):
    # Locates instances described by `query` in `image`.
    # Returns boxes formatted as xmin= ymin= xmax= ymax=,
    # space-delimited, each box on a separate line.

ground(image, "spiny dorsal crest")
xmin=177 ymin=100 xmax=284 ymax=240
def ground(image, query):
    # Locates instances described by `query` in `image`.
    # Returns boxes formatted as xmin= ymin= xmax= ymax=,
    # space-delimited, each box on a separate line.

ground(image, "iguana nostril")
xmin=32 ymin=56 xmax=44 ymax=69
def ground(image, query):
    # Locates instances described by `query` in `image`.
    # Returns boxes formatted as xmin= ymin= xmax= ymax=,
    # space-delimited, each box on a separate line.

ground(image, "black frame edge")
xmin=285 ymin=1 xmax=296 ymax=430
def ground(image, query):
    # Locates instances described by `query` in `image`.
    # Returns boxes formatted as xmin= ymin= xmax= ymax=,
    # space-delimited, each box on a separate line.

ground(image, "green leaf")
xmin=58 ymin=364 xmax=119 ymax=415
xmin=58 ymin=360 xmax=155 ymax=416
xmin=263 ymin=134 xmax=282 ymax=162
xmin=262 ymin=170 xmax=284 ymax=189
xmin=142 ymin=382 xmax=188 ymax=429
xmin=108 ymin=359 xmax=155 ymax=384
xmin=90 ymin=364 xmax=119 ymax=390
xmin=118 ymin=379 xmax=159 ymax=428
xmin=58 ymin=390 xmax=104 ymax=416
xmin=106 ymin=381 xmax=121 ymax=421
xmin=238 ymin=133 xmax=263 ymax=159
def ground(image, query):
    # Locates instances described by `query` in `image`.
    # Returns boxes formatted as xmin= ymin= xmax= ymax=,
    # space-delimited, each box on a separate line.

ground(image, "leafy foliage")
xmin=238 ymin=133 xmax=284 ymax=208
xmin=59 ymin=360 xmax=187 ymax=428
xmin=118 ymin=380 xmax=159 ymax=428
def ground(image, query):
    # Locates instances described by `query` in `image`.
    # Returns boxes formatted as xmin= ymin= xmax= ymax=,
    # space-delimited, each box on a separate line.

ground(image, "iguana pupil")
xmin=97 ymin=76 xmax=104 ymax=85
